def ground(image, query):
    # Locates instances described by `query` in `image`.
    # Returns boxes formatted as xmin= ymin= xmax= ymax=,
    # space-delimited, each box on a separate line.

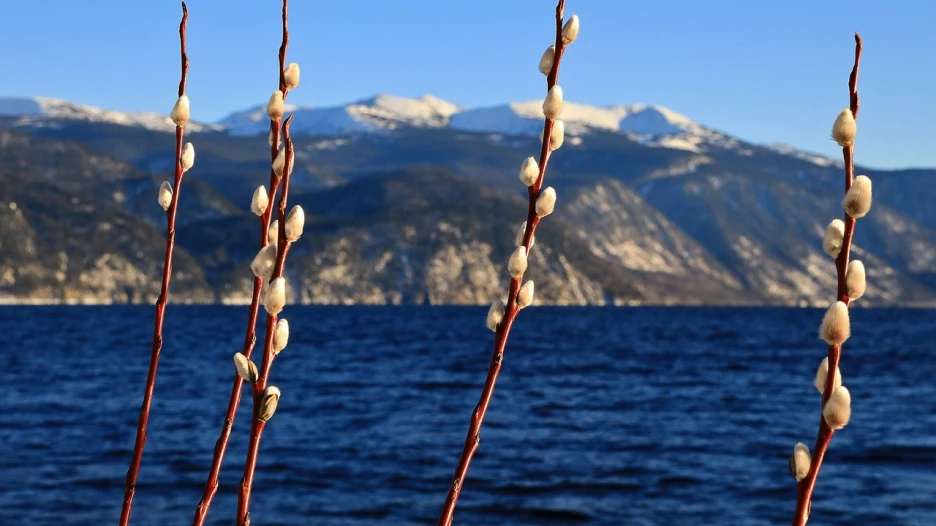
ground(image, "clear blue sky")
xmin=1 ymin=0 xmax=933 ymax=169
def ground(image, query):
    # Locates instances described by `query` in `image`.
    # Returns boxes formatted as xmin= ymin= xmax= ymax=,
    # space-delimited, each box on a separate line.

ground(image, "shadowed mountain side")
xmin=0 ymin=131 xmax=242 ymax=227
xmin=0 ymin=170 xmax=212 ymax=303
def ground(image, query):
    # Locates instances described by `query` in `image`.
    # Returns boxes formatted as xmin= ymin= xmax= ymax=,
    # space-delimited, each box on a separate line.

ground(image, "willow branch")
xmin=235 ymin=115 xmax=296 ymax=526
xmin=792 ymin=32 xmax=862 ymax=526
xmin=119 ymin=4 xmax=189 ymax=526
xmin=436 ymin=2 xmax=572 ymax=524
xmin=191 ymin=3 xmax=292 ymax=525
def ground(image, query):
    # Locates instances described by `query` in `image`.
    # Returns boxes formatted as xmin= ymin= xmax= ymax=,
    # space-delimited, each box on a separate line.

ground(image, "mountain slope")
xmin=183 ymin=168 xmax=650 ymax=305
xmin=0 ymin=171 xmax=213 ymax=304
xmin=219 ymin=94 xmax=742 ymax=155
xmin=283 ymin=168 xmax=754 ymax=305
xmin=633 ymin=165 xmax=936 ymax=306
xmin=1 ymin=95 xmax=934 ymax=305
xmin=0 ymin=131 xmax=241 ymax=227
xmin=562 ymin=178 xmax=742 ymax=288
xmin=220 ymin=94 xmax=463 ymax=136
xmin=0 ymin=96 xmax=221 ymax=133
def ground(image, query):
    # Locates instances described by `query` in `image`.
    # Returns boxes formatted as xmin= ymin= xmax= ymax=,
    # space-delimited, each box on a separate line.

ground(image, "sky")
xmin=0 ymin=0 xmax=933 ymax=169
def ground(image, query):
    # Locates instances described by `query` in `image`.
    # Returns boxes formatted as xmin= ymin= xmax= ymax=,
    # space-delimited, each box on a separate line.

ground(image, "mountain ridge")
xmin=0 ymin=96 xmax=933 ymax=306
xmin=0 ymin=94 xmax=833 ymax=162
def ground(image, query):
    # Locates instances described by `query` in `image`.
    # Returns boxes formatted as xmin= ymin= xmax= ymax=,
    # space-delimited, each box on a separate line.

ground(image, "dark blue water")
xmin=1 ymin=306 xmax=935 ymax=525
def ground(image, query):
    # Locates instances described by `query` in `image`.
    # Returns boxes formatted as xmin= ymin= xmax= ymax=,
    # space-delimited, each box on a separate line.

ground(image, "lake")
xmin=1 ymin=306 xmax=934 ymax=525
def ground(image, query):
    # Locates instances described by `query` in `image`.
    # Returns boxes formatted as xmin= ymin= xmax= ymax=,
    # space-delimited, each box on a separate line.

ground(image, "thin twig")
xmin=236 ymin=115 xmax=296 ymax=526
xmin=792 ymin=33 xmax=862 ymax=526
xmin=119 ymin=4 xmax=189 ymax=526
xmin=191 ymin=2 xmax=291 ymax=524
xmin=436 ymin=2 xmax=568 ymax=524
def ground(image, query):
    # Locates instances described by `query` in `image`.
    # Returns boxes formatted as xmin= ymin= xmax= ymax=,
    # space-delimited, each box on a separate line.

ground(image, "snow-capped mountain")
xmin=2 ymin=93 xmax=933 ymax=306
xmin=449 ymin=101 xmax=702 ymax=136
xmin=220 ymin=94 xmax=463 ymax=136
xmin=216 ymin=94 xmax=748 ymax=154
xmin=1 ymin=93 xmax=819 ymax=159
xmin=219 ymin=95 xmax=714 ymax=139
xmin=448 ymin=100 xmax=744 ymax=153
xmin=0 ymin=96 xmax=222 ymax=133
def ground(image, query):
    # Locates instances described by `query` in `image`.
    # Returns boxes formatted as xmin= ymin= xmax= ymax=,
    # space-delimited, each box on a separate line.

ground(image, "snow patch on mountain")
xmin=449 ymin=101 xmax=733 ymax=153
xmin=215 ymin=102 xmax=299 ymax=136
xmin=219 ymin=94 xmax=714 ymax=145
xmin=763 ymin=143 xmax=840 ymax=167
xmin=220 ymin=94 xmax=463 ymax=136
xmin=450 ymin=100 xmax=626 ymax=136
xmin=0 ymin=97 xmax=221 ymax=133
xmin=0 ymin=94 xmax=840 ymax=165
xmin=618 ymin=104 xmax=699 ymax=135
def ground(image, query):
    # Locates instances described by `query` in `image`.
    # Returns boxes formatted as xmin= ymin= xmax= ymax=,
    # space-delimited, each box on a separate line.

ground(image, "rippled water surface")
xmin=1 ymin=306 xmax=935 ymax=525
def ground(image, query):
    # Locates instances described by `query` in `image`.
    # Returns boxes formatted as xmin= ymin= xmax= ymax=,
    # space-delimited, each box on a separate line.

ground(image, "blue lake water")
xmin=1 ymin=306 xmax=935 ymax=525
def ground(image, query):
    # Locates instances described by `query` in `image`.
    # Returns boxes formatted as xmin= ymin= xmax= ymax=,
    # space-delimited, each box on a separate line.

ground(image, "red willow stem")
xmin=236 ymin=115 xmax=296 ymax=526
xmin=436 ymin=2 xmax=567 ymax=525
xmin=118 ymin=4 xmax=189 ymax=526
xmin=792 ymin=33 xmax=862 ymax=526
xmin=190 ymin=2 xmax=291 ymax=524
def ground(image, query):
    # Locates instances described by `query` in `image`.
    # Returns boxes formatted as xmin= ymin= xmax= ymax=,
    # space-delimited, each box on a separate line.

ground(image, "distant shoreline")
xmin=2 ymin=299 xmax=934 ymax=308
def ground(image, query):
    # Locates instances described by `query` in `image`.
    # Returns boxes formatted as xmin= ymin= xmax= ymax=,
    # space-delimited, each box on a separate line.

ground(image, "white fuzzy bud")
xmin=515 ymin=221 xmax=535 ymax=249
xmin=233 ymin=353 xmax=259 ymax=383
xmin=273 ymin=148 xmax=285 ymax=177
xmin=180 ymin=142 xmax=195 ymax=172
xmin=823 ymin=219 xmax=845 ymax=259
xmin=517 ymin=280 xmax=535 ymax=309
xmin=250 ymin=243 xmax=277 ymax=281
xmin=543 ymin=85 xmax=564 ymax=120
xmin=536 ymin=186 xmax=557 ymax=217
xmin=789 ymin=443 xmax=812 ymax=482
xmin=846 ymin=260 xmax=866 ymax=300
xmin=819 ymin=301 xmax=850 ymax=346
xmin=258 ymin=385 xmax=281 ymax=422
xmin=538 ymin=45 xmax=555 ymax=76
xmin=157 ymin=181 xmax=173 ymax=211
xmin=843 ymin=175 xmax=872 ymax=219
xmin=549 ymin=119 xmax=565 ymax=150
xmin=561 ymin=15 xmax=580 ymax=45
xmin=264 ymin=277 xmax=287 ymax=316
xmin=831 ymin=109 xmax=856 ymax=147
xmin=814 ymin=357 xmax=843 ymax=395
xmin=267 ymin=90 xmax=285 ymax=121
xmin=273 ymin=318 xmax=289 ymax=354
xmin=267 ymin=220 xmax=279 ymax=246
xmin=272 ymin=147 xmax=295 ymax=178
xmin=486 ymin=300 xmax=505 ymax=332
xmin=519 ymin=157 xmax=540 ymax=187
xmin=508 ymin=246 xmax=528 ymax=279
xmin=822 ymin=385 xmax=852 ymax=430
xmin=285 ymin=205 xmax=305 ymax=242
xmin=251 ymin=185 xmax=269 ymax=216
xmin=170 ymin=95 xmax=190 ymax=126
xmin=284 ymin=62 xmax=301 ymax=90
xmin=268 ymin=129 xmax=281 ymax=148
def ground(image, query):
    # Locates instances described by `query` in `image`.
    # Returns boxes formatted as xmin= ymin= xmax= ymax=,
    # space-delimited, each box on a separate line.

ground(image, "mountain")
xmin=219 ymin=94 xmax=463 ymax=136
xmin=0 ymin=96 xmax=223 ymax=134
xmin=449 ymin=101 xmax=713 ymax=142
xmin=0 ymin=94 xmax=933 ymax=306
xmin=0 ymin=131 xmax=215 ymax=303
xmin=217 ymin=94 xmax=745 ymax=155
